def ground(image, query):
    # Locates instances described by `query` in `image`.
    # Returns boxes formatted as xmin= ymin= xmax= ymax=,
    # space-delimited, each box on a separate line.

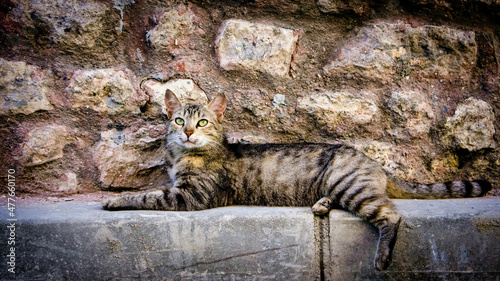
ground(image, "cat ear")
xmin=208 ymin=94 xmax=227 ymax=122
xmin=164 ymin=89 xmax=181 ymax=119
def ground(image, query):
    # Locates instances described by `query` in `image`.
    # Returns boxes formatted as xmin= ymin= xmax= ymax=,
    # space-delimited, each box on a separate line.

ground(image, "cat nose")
xmin=185 ymin=130 xmax=193 ymax=137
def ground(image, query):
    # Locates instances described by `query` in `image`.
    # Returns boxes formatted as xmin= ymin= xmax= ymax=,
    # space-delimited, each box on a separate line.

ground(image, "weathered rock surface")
xmin=354 ymin=141 xmax=400 ymax=173
xmin=386 ymin=91 xmax=435 ymax=139
xmin=20 ymin=125 xmax=73 ymax=167
xmin=93 ymin=125 xmax=170 ymax=190
xmin=67 ymin=69 xmax=148 ymax=114
xmin=215 ymin=19 xmax=300 ymax=77
xmin=323 ymin=23 xmax=477 ymax=84
xmin=430 ymin=151 xmax=460 ymax=179
xmin=0 ymin=58 xmax=54 ymax=115
xmin=443 ymin=97 xmax=495 ymax=151
xmin=147 ymin=4 xmax=206 ymax=55
xmin=297 ymin=91 xmax=381 ymax=137
xmin=228 ymin=89 xmax=274 ymax=124
xmin=141 ymin=78 xmax=208 ymax=115
xmin=18 ymin=0 xmax=113 ymax=52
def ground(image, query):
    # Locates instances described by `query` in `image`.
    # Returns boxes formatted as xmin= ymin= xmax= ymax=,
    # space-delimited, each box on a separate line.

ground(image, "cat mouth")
xmin=181 ymin=140 xmax=200 ymax=147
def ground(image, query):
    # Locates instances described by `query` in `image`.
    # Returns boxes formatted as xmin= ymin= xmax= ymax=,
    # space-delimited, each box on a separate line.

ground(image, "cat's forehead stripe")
xmin=184 ymin=104 xmax=202 ymax=114
xmin=181 ymin=104 xmax=205 ymax=118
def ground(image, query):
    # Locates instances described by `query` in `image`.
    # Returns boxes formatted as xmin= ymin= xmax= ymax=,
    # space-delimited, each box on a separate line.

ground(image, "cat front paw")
xmin=102 ymin=197 xmax=126 ymax=211
xmin=312 ymin=197 xmax=333 ymax=216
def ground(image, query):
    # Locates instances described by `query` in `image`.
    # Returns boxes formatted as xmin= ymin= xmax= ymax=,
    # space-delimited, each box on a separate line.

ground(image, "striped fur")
xmin=103 ymin=91 xmax=492 ymax=271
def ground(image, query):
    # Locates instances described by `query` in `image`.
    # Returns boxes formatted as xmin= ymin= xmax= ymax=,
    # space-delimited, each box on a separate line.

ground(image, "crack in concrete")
xmin=314 ymin=215 xmax=331 ymax=281
xmin=178 ymin=243 xmax=299 ymax=270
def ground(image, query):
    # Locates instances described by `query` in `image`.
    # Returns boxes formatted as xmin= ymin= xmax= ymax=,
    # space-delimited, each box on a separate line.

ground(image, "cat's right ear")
xmin=165 ymin=89 xmax=181 ymax=119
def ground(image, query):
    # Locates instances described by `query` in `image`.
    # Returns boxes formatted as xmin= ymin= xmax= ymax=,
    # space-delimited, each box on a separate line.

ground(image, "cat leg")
xmin=360 ymin=200 xmax=401 ymax=271
xmin=312 ymin=197 xmax=334 ymax=216
xmin=102 ymin=189 xmax=168 ymax=210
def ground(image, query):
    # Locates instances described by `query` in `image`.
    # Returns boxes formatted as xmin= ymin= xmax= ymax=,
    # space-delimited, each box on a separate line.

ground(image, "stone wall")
xmin=0 ymin=0 xmax=499 ymax=194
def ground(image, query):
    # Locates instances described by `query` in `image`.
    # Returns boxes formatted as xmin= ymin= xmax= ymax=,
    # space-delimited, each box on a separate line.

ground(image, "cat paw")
xmin=374 ymin=248 xmax=392 ymax=271
xmin=102 ymin=197 xmax=124 ymax=211
xmin=312 ymin=197 xmax=333 ymax=216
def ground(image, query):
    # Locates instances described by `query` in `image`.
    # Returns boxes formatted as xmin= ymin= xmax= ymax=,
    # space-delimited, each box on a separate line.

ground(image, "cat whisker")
xmin=205 ymin=139 xmax=227 ymax=153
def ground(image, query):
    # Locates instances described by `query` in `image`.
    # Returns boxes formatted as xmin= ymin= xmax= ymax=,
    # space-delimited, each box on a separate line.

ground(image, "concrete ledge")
xmin=1 ymin=199 xmax=499 ymax=280
xmin=326 ymin=199 xmax=500 ymax=281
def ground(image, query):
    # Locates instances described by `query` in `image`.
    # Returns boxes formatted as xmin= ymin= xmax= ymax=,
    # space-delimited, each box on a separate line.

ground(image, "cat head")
xmin=165 ymin=89 xmax=227 ymax=152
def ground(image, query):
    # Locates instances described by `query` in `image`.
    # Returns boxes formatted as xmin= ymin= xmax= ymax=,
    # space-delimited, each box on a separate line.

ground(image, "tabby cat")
xmin=103 ymin=90 xmax=492 ymax=271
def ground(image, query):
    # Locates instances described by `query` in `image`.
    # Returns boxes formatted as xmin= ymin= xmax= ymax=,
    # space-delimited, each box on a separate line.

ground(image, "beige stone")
xmin=141 ymin=78 xmax=208 ymax=115
xmin=21 ymin=125 xmax=73 ymax=167
xmin=147 ymin=4 xmax=205 ymax=54
xmin=443 ymin=97 xmax=495 ymax=151
xmin=19 ymin=0 xmax=111 ymax=51
xmin=297 ymin=91 xmax=380 ymax=134
xmin=0 ymin=58 xmax=54 ymax=115
xmin=215 ymin=19 xmax=299 ymax=77
xmin=430 ymin=151 xmax=460 ymax=178
xmin=386 ymin=91 xmax=435 ymax=139
xmin=67 ymin=69 xmax=148 ymax=114
xmin=354 ymin=141 xmax=400 ymax=173
xmin=323 ymin=22 xmax=477 ymax=83
xmin=93 ymin=126 xmax=170 ymax=189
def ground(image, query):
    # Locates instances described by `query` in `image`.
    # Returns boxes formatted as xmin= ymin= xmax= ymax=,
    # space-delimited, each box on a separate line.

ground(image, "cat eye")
xmin=174 ymin=118 xmax=185 ymax=126
xmin=197 ymin=119 xmax=208 ymax=127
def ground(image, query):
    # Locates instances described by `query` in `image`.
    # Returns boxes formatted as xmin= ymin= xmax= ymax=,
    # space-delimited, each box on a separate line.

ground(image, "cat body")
xmin=103 ymin=90 xmax=492 ymax=271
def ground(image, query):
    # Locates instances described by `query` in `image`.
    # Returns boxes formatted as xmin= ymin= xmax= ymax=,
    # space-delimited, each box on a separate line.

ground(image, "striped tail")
xmin=387 ymin=177 xmax=492 ymax=199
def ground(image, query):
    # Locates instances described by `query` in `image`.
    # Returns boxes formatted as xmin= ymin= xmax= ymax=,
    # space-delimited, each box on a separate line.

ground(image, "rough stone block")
xmin=443 ymin=97 xmax=495 ymax=151
xmin=141 ymin=78 xmax=208 ymax=115
xmin=0 ymin=58 xmax=54 ymax=115
xmin=353 ymin=141 xmax=400 ymax=173
xmin=215 ymin=19 xmax=299 ymax=77
xmin=19 ymin=0 xmax=111 ymax=51
xmin=19 ymin=125 xmax=73 ymax=167
xmin=93 ymin=125 xmax=170 ymax=190
xmin=297 ymin=91 xmax=380 ymax=136
xmin=67 ymin=69 xmax=148 ymax=115
xmin=353 ymin=141 xmax=438 ymax=184
xmin=386 ymin=91 xmax=435 ymax=139
xmin=323 ymin=22 xmax=477 ymax=84
xmin=147 ymin=4 xmax=206 ymax=54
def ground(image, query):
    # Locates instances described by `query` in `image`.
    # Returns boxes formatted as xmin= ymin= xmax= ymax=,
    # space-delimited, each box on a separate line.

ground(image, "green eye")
xmin=174 ymin=118 xmax=185 ymax=126
xmin=197 ymin=119 xmax=208 ymax=127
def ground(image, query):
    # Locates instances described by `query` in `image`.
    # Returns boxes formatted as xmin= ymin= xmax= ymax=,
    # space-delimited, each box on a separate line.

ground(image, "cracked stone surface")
xmin=215 ymin=19 xmax=299 ymax=77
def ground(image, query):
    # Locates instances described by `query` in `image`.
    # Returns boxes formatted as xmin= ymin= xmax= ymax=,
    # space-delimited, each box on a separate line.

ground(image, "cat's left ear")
xmin=208 ymin=94 xmax=227 ymax=122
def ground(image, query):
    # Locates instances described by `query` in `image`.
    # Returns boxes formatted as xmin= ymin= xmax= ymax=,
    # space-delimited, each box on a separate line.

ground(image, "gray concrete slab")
xmin=1 ymin=203 xmax=318 ymax=280
xmin=1 ymin=198 xmax=499 ymax=280
xmin=326 ymin=199 xmax=500 ymax=281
